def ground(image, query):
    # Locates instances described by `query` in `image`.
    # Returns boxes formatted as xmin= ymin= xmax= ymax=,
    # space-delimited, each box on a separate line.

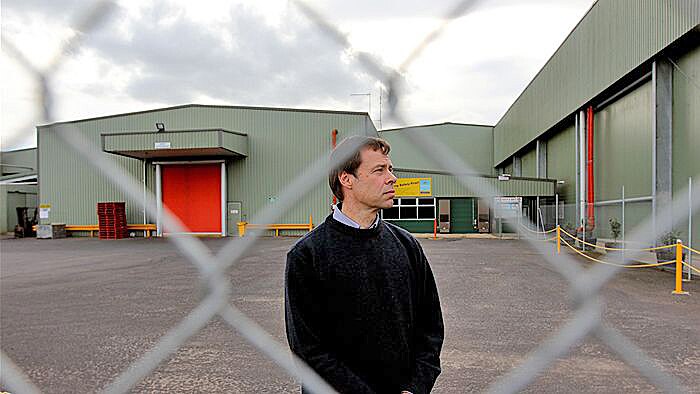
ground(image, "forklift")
xmin=14 ymin=207 xmax=38 ymax=238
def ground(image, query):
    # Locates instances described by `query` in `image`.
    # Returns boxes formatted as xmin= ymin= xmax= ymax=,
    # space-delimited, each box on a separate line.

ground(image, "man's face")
xmin=343 ymin=148 xmax=397 ymax=210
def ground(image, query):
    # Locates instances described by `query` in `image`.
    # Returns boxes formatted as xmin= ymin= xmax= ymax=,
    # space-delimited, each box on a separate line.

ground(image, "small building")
xmin=379 ymin=123 xmax=554 ymax=233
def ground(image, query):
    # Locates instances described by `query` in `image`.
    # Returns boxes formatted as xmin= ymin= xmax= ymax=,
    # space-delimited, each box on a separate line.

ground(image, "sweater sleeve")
xmin=404 ymin=243 xmax=444 ymax=394
xmin=284 ymin=248 xmax=376 ymax=394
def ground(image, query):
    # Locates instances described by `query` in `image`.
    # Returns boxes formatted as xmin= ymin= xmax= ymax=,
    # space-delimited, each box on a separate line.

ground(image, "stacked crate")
xmin=97 ymin=202 xmax=127 ymax=239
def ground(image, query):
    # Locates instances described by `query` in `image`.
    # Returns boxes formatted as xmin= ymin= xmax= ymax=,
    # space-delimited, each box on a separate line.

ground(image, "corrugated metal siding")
xmin=672 ymin=44 xmax=700 ymax=247
xmin=380 ymin=123 xmax=494 ymax=175
xmin=103 ymin=130 xmax=220 ymax=151
xmin=546 ymin=122 xmax=576 ymax=203
xmin=38 ymin=106 xmax=376 ymax=227
xmin=0 ymin=148 xmax=37 ymax=174
xmin=39 ymin=125 xmax=146 ymax=225
xmin=494 ymin=0 xmax=700 ymax=165
xmin=520 ymin=147 xmax=537 ymax=178
xmin=394 ymin=170 xmax=554 ymax=197
xmin=221 ymin=131 xmax=248 ymax=155
xmin=594 ymin=81 xmax=652 ymax=200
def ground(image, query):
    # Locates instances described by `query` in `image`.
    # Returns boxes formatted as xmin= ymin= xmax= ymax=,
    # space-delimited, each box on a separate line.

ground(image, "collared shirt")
xmin=332 ymin=203 xmax=380 ymax=229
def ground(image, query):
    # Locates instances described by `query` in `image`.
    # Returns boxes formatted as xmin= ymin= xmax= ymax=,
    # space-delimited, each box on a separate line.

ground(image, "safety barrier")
xmin=520 ymin=224 xmax=699 ymax=295
xmin=31 ymin=224 xmax=156 ymax=237
xmin=237 ymin=215 xmax=314 ymax=237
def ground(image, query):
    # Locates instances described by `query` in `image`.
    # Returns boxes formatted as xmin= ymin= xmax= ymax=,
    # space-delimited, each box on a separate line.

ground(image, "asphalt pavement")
xmin=1 ymin=236 xmax=698 ymax=393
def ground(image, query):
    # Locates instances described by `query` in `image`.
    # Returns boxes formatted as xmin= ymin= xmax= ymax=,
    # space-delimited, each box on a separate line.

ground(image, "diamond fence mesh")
xmin=1 ymin=1 xmax=698 ymax=393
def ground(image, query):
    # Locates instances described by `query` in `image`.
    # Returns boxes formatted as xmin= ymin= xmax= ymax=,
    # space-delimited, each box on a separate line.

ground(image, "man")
xmin=285 ymin=135 xmax=444 ymax=393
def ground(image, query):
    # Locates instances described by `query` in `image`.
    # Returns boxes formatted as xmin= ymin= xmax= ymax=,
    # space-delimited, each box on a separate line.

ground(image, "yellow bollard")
xmin=237 ymin=221 xmax=248 ymax=237
xmin=672 ymin=239 xmax=689 ymax=295
xmin=557 ymin=225 xmax=561 ymax=254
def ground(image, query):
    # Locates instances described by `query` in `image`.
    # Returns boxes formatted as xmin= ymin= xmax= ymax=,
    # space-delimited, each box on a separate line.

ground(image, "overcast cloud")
xmin=1 ymin=0 xmax=595 ymax=150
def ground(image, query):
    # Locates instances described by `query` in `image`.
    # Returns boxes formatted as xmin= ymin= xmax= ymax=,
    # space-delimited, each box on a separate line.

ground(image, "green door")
xmin=450 ymin=198 xmax=477 ymax=233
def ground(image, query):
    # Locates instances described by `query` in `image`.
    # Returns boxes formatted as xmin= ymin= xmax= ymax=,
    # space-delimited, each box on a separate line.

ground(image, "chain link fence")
xmin=1 ymin=1 xmax=698 ymax=393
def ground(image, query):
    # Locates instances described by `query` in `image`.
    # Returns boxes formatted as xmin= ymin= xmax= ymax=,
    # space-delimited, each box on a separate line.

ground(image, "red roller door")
xmin=162 ymin=164 xmax=221 ymax=233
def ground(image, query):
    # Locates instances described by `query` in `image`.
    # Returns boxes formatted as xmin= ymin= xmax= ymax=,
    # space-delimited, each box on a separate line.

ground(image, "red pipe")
xmin=586 ymin=106 xmax=595 ymax=230
xmin=332 ymin=129 xmax=338 ymax=206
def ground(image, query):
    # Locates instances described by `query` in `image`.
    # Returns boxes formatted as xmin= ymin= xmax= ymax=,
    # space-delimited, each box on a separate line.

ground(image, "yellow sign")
xmin=395 ymin=178 xmax=432 ymax=197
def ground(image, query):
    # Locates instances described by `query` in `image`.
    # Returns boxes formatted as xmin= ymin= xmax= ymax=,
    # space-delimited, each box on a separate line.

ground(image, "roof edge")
xmin=380 ymin=121 xmax=494 ymax=133
xmin=37 ymin=103 xmax=370 ymax=129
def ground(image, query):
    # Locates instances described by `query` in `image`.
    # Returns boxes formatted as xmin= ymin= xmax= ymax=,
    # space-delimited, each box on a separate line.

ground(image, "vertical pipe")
xmin=143 ymin=160 xmax=147 ymax=225
xmin=156 ymin=164 xmax=162 ymax=237
xmin=579 ymin=110 xmax=587 ymax=232
xmin=555 ymin=193 xmax=559 ymax=227
xmin=221 ymin=162 xmax=226 ymax=237
xmin=586 ymin=106 xmax=595 ymax=231
xmin=536 ymin=196 xmax=544 ymax=231
xmin=651 ymin=61 xmax=658 ymax=243
xmin=622 ymin=185 xmax=626 ymax=264
xmin=574 ymin=113 xmax=580 ymax=227
xmin=689 ymin=177 xmax=693 ymax=280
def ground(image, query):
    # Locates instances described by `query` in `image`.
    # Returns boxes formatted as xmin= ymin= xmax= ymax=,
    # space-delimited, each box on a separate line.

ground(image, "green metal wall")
xmin=38 ymin=105 xmax=375 ymax=229
xmin=594 ymin=81 xmax=652 ymax=201
xmin=104 ymin=130 xmax=220 ymax=151
xmin=520 ymin=147 xmax=537 ymax=178
xmin=546 ymin=122 xmax=576 ymax=204
xmin=380 ymin=123 xmax=494 ymax=175
xmin=393 ymin=170 xmax=554 ymax=197
xmin=494 ymin=0 xmax=700 ymax=166
xmin=1 ymin=148 xmax=36 ymax=175
xmin=672 ymin=44 xmax=700 ymax=248
xmin=384 ymin=220 xmax=433 ymax=233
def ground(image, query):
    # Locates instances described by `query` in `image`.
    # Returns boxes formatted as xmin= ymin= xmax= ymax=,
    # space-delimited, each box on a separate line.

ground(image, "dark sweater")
xmin=285 ymin=214 xmax=444 ymax=394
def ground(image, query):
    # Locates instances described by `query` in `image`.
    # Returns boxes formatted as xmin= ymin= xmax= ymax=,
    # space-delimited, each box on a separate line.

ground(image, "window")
xmin=381 ymin=198 xmax=435 ymax=220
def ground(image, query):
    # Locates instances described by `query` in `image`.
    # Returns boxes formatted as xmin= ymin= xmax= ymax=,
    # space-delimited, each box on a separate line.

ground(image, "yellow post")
xmin=557 ymin=225 xmax=561 ymax=254
xmin=672 ymin=239 xmax=689 ymax=295
xmin=237 ymin=222 xmax=247 ymax=237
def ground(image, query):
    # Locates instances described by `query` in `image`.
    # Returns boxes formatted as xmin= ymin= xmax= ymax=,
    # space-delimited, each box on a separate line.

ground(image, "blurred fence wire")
xmin=1 ymin=1 xmax=697 ymax=393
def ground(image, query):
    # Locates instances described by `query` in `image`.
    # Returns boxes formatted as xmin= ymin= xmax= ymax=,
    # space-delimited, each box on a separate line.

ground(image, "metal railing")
xmin=2 ymin=1 xmax=698 ymax=393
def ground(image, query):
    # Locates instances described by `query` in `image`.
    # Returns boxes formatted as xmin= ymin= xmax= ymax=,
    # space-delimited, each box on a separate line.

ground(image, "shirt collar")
xmin=333 ymin=203 xmax=380 ymax=229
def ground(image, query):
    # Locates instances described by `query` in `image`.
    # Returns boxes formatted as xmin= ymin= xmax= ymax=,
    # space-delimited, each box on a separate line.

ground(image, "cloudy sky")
xmin=1 ymin=0 xmax=595 ymax=150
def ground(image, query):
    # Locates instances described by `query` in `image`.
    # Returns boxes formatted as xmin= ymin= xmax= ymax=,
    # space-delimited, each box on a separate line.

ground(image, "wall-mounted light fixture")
xmin=155 ymin=123 xmax=165 ymax=132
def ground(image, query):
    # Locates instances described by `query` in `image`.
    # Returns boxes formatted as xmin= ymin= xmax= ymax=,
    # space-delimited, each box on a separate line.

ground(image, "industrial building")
xmin=492 ymin=1 xmax=699 ymax=246
xmin=35 ymin=106 xmax=552 ymax=237
xmin=12 ymin=0 xmax=700 ymax=246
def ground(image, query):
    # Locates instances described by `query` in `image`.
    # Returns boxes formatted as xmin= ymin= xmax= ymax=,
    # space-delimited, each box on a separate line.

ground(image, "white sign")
xmin=39 ymin=207 xmax=50 ymax=219
xmin=154 ymin=141 xmax=171 ymax=149
xmin=494 ymin=197 xmax=522 ymax=219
